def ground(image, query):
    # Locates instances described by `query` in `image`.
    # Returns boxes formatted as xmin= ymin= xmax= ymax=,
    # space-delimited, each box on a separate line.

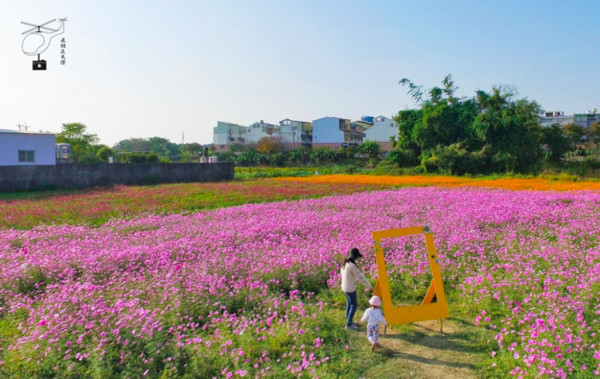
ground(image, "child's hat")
xmin=369 ymin=296 xmax=382 ymax=307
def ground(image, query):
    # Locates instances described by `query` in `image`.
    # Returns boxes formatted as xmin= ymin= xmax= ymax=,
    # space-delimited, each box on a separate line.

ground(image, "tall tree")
xmin=471 ymin=87 xmax=543 ymax=172
xmin=542 ymin=123 xmax=570 ymax=163
xmin=55 ymin=123 xmax=99 ymax=163
xmin=563 ymin=123 xmax=586 ymax=147
xmin=112 ymin=138 xmax=150 ymax=152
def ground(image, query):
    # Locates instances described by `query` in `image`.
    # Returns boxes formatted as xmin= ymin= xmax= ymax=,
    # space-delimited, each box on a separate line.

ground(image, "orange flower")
xmin=276 ymin=174 xmax=600 ymax=191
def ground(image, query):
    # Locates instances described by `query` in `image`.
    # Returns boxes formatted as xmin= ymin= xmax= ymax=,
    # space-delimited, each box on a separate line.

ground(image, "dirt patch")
xmin=359 ymin=319 xmax=481 ymax=379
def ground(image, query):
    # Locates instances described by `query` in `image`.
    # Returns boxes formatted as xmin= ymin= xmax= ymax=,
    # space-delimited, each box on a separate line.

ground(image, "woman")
xmin=340 ymin=247 xmax=372 ymax=330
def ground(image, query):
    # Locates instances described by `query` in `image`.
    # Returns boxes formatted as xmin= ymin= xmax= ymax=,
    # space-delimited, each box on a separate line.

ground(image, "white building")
xmin=213 ymin=121 xmax=248 ymax=152
xmin=312 ymin=117 xmax=360 ymax=148
xmin=276 ymin=119 xmax=312 ymax=149
xmin=0 ymin=129 xmax=56 ymax=166
xmin=245 ymin=120 xmax=277 ymax=144
xmin=539 ymin=111 xmax=574 ymax=127
xmin=363 ymin=115 xmax=399 ymax=151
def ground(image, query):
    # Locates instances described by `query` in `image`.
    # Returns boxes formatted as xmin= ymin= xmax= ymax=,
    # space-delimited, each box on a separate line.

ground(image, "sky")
xmin=1 ymin=1 xmax=599 ymax=147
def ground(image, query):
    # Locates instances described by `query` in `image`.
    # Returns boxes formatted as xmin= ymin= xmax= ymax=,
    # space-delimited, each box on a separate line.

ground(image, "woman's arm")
xmin=353 ymin=264 xmax=372 ymax=290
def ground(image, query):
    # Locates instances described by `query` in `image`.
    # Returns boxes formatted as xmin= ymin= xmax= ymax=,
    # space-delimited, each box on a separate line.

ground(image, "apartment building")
xmin=363 ymin=115 xmax=399 ymax=151
xmin=277 ymin=119 xmax=312 ymax=149
xmin=312 ymin=117 xmax=362 ymax=148
xmin=213 ymin=121 xmax=247 ymax=152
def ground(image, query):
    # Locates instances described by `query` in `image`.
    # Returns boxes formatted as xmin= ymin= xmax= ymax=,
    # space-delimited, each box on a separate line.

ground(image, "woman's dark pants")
xmin=345 ymin=291 xmax=357 ymax=326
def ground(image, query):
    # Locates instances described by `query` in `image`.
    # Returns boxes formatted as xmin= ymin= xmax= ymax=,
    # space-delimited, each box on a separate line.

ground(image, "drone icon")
xmin=21 ymin=18 xmax=67 ymax=70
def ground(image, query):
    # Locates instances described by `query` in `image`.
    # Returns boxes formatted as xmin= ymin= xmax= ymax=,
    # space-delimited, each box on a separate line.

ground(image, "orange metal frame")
xmin=372 ymin=225 xmax=449 ymax=325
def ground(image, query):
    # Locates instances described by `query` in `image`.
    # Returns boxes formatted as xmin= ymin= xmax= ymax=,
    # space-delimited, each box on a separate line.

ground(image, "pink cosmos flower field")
xmin=0 ymin=186 xmax=599 ymax=377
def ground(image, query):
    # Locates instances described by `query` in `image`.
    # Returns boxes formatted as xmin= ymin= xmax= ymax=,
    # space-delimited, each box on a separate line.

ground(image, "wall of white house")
xmin=245 ymin=125 xmax=271 ymax=143
xmin=0 ymin=132 xmax=56 ymax=166
xmin=312 ymin=117 xmax=345 ymax=144
xmin=364 ymin=116 xmax=398 ymax=143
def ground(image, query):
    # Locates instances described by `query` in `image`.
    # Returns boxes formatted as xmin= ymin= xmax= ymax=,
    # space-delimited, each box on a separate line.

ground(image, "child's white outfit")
xmin=361 ymin=307 xmax=388 ymax=344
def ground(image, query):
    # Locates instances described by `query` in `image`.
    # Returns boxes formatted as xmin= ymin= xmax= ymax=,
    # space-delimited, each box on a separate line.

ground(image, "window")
xmin=18 ymin=150 xmax=35 ymax=162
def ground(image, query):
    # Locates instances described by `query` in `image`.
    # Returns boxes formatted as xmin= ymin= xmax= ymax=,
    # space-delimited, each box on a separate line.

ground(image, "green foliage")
xmin=563 ymin=123 xmax=586 ymax=146
xmin=387 ymin=149 xmax=419 ymax=167
xmin=112 ymin=137 xmax=182 ymax=162
xmin=13 ymin=266 xmax=54 ymax=297
xmin=118 ymin=152 xmax=159 ymax=163
xmin=56 ymin=123 xmax=100 ymax=163
xmin=393 ymin=76 xmax=545 ymax=174
xmin=590 ymin=121 xmax=600 ymax=145
xmin=95 ymin=145 xmax=114 ymax=162
xmin=358 ymin=140 xmax=381 ymax=159
xmin=542 ymin=123 xmax=571 ymax=163
xmin=311 ymin=147 xmax=337 ymax=165
xmin=421 ymin=144 xmax=486 ymax=175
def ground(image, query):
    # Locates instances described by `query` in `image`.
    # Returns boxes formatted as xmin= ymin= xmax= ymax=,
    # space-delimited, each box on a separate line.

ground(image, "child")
xmin=360 ymin=295 xmax=388 ymax=351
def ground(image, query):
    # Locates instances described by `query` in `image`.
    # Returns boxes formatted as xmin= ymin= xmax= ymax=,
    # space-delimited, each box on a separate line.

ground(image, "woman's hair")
xmin=341 ymin=257 xmax=355 ymax=269
xmin=342 ymin=248 xmax=362 ymax=268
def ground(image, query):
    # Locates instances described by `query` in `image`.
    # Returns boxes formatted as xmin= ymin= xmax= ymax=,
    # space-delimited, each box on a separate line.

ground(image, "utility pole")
xmin=181 ymin=131 xmax=185 ymax=162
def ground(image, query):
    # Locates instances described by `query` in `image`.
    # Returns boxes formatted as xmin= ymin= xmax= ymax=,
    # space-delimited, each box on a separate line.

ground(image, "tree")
xmin=359 ymin=140 xmax=381 ymax=159
xmin=236 ymin=150 xmax=261 ymax=167
xmin=542 ymin=123 xmax=570 ymax=163
xmin=589 ymin=121 xmax=600 ymax=146
xmin=393 ymin=75 xmax=544 ymax=174
xmin=56 ymin=123 xmax=99 ymax=163
xmin=310 ymin=147 xmax=336 ymax=165
xmin=184 ymin=142 xmax=204 ymax=158
xmin=95 ymin=145 xmax=114 ymax=162
xmin=256 ymin=137 xmax=282 ymax=154
xmin=395 ymin=75 xmax=477 ymax=164
xmin=148 ymin=137 xmax=179 ymax=160
xmin=112 ymin=138 xmax=150 ymax=152
xmin=471 ymin=87 xmax=542 ymax=172
xmin=563 ymin=123 xmax=586 ymax=147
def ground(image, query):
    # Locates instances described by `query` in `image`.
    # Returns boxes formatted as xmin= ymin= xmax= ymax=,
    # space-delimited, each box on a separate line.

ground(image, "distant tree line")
xmin=387 ymin=75 xmax=600 ymax=175
xmin=55 ymin=123 xmax=206 ymax=163
xmin=216 ymin=139 xmax=383 ymax=167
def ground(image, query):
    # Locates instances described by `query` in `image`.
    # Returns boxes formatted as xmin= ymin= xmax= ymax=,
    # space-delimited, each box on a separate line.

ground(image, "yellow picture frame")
xmin=372 ymin=225 xmax=449 ymax=325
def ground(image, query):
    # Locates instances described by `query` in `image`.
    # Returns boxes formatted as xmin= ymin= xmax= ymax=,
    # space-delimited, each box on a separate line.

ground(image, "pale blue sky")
xmin=1 ymin=1 xmax=599 ymax=146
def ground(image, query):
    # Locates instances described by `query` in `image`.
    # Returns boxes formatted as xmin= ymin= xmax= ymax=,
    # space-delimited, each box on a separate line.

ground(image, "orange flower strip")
xmin=276 ymin=174 xmax=600 ymax=191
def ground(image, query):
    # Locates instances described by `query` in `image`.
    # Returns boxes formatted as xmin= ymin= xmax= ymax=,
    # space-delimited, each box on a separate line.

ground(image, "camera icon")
xmin=33 ymin=60 xmax=47 ymax=70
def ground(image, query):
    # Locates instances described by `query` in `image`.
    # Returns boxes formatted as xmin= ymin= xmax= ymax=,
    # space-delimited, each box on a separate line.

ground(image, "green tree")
xmin=236 ymin=150 xmax=261 ymax=167
xmin=310 ymin=147 xmax=336 ymax=165
xmin=112 ymin=138 xmax=150 ymax=152
xmin=395 ymin=75 xmax=477 ymax=166
xmin=56 ymin=123 xmax=99 ymax=163
xmin=148 ymin=137 xmax=179 ymax=160
xmin=393 ymin=76 xmax=544 ymax=174
xmin=563 ymin=123 xmax=586 ymax=147
xmin=542 ymin=123 xmax=570 ymax=163
xmin=471 ymin=87 xmax=542 ymax=172
xmin=184 ymin=142 xmax=204 ymax=158
xmin=359 ymin=140 xmax=381 ymax=159
xmin=590 ymin=121 xmax=600 ymax=145
xmin=95 ymin=146 xmax=114 ymax=162
xmin=289 ymin=147 xmax=311 ymax=165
